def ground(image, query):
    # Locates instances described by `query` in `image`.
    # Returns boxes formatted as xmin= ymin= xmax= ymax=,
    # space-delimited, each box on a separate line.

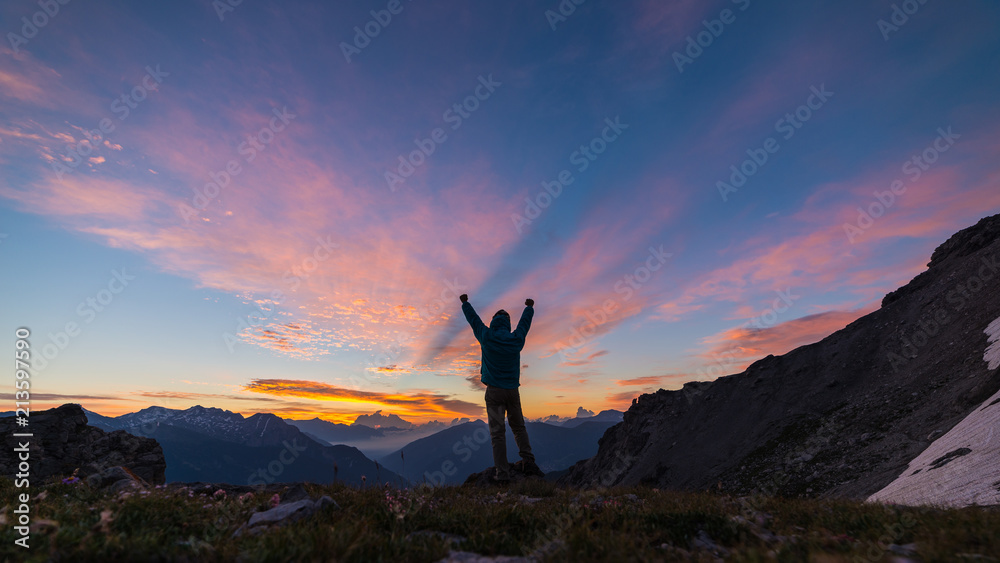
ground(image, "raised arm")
xmin=513 ymin=298 xmax=534 ymax=341
xmin=460 ymin=295 xmax=487 ymax=342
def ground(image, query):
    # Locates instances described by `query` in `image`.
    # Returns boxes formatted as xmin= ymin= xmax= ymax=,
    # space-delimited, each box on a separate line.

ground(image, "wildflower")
xmin=213 ymin=489 xmax=227 ymax=500
xmin=238 ymin=492 xmax=254 ymax=503
xmin=61 ymin=476 xmax=81 ymax=485
xmin=94 ymin=509 xmax=114 ymax=534
xmin=270 ymin=493 xmax=281 ymax=508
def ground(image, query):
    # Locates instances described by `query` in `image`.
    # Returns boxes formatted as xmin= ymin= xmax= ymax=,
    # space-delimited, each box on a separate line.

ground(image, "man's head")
xmin=489 ymin=309 xmax=511 ymax=331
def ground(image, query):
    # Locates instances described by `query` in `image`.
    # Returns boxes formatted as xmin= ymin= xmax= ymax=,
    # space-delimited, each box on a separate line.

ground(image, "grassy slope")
xmin=1 ymin=477 xmax=998 ymax=562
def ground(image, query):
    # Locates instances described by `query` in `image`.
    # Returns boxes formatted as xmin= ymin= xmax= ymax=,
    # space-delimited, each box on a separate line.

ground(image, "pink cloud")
xmin=658 ymin=132 xmax=1000 ymax=326
xmin=698 ymin=308 xmax=875 ymax=374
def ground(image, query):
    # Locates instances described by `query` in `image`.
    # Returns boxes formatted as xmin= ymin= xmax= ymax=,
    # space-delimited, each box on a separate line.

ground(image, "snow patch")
xmin=868 ymin=385 xmax=1000 ymax=507
xmin=985 ymin=315 xmax=1000 ymax=370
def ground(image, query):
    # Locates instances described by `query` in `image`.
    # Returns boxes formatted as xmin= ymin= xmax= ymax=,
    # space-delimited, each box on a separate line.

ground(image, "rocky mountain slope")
xmin=868 ymin=380 xmax=1000 ymax=506
xmin=561 ymin=214 xmax=1000 ymax=500
xmin=0 ymin=404 xmax=165 ymax=484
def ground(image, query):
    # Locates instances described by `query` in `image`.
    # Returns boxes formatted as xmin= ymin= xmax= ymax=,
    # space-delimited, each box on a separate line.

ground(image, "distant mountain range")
xmin=284 ymin=417 xmax=448 ymax=459
xmin=352 ymin=409 xmax=417 ymax=429
xmin=73 ymin=404 xmax=619 ymax=487
xmin=556 ymin=409 xmax=624 ymax=428
xmin=83 ymin=406 xmax=402 ymax=486
xmin=283 ymin=410 xmax=622 ymax=459
xmin=378 ymin=419 xmax=619 ymax=485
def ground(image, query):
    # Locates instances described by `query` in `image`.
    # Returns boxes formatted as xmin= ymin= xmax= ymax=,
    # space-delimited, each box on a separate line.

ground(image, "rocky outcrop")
xmin=463 ymin=461 xmax=545 ymax=487
xmin=561 ymin=214 xmax=1000 ymax=499
xmin=0 ymin=403 xmax=166 ymax=485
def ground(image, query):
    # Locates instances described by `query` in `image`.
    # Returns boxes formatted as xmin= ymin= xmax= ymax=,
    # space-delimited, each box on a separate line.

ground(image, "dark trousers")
xmin=484 ymin=385 xmax=535 ymax=480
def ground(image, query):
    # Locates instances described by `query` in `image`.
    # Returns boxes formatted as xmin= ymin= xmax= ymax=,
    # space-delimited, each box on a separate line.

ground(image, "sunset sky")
xmin=2 ymin=0 xmax=999 ymax=424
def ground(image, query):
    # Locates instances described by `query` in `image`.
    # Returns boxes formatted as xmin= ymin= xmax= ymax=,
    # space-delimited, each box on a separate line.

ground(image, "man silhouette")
xmin=460 ymin=293 xmax=544 ymax=482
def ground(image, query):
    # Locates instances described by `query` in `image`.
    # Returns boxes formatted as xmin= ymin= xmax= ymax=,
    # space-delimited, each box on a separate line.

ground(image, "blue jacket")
xmin=462 ymin=302 xmax=533 ymax=389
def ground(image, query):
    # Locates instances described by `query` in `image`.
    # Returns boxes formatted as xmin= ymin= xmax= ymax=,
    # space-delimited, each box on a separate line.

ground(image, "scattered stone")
xmin=280 ymin=483 xmax=311 ymax=504
xmin=247 ymin=499 xmax=315 ymax=527
xmin=86 ymin=465 xmax=149 ymax=493
xmin=235 ymin=494 xmax=339 ymax=536
xmin=888 ymin=543 xmax=918 ymax=556
xmin=690 ymin=529 xmax=730 ymax=558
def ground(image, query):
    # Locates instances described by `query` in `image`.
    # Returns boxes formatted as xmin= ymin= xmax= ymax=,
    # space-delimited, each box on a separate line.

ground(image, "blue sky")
xmin=1 ymin=0 xmax=999 ymax=422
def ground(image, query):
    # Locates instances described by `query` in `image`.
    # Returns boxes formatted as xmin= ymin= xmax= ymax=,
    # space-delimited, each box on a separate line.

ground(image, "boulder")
xmin=0 ymin=403 xmax=166 ymax=485
xmin=236 ymin=494 xmax=339 ymax=536
xmin=85 ymin=465 xmax=149 ymax=493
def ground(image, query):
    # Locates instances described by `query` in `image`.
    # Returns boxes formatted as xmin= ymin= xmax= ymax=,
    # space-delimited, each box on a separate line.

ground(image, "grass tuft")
xmin=1 ymin=477 xmax=998 ymax=561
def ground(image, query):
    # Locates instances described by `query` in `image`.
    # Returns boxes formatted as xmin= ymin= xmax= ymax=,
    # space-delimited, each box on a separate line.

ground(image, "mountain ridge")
xmin=82 ymin=405 xmax=402 ymax=486
xmin=562 ymin=214 xmax=1000 ymax=500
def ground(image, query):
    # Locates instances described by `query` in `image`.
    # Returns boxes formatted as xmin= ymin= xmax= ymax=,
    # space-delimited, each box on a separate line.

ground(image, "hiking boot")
xmin=515 ymin=459 xmax=545 ymax=478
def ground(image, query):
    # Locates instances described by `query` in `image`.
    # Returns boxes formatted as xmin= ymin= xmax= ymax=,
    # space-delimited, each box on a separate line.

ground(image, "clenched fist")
xmin=525 ymin=298 xmax=534 ymax=307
